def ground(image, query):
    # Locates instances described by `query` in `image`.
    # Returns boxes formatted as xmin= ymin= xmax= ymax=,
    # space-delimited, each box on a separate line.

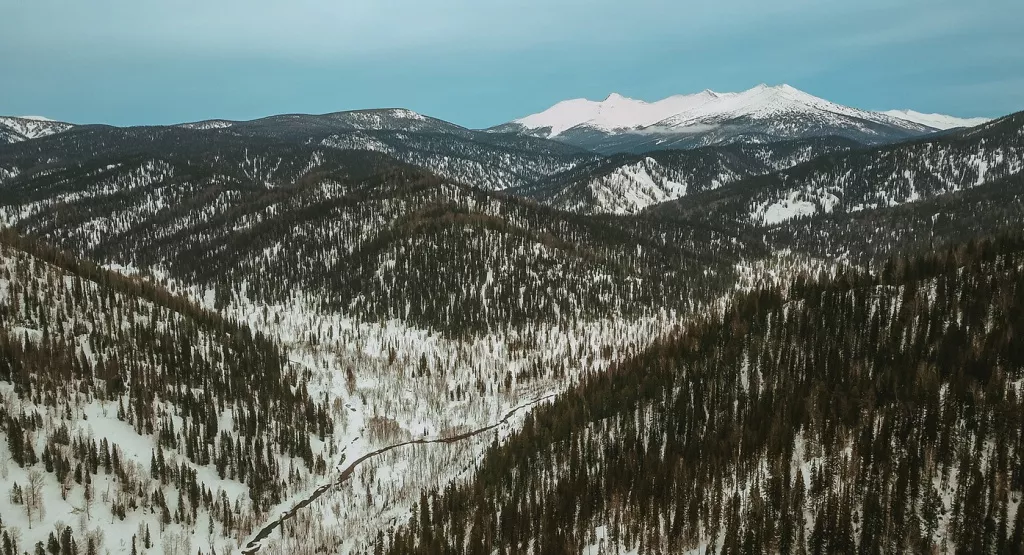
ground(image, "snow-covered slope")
xmin=646 ymin=84 xmax=923 ymax=132
xmin=513 ymin=90 xmax=721 ymax=136
xmin=521 ymin=137 xmax=856 ymax=215
xmin=498 ymin=85 xmax=987 ymax=153
xmin=650 ymin=111 xmax=1024 ymax=229
xmin=0 ymin=116 xmax=75 ymax=143
xmin=881 ymin=109 xmax=990 ymax=130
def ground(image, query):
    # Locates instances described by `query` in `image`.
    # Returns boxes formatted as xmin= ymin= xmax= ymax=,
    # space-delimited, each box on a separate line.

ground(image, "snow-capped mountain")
xmin=646 ymin=84 xmax=922 ymax=132
xmin=505 ymin=90 xmax=723 ymax=137
xmin=496 ymin=84 xmax=987 ymax=153
xmin=880 ymin=109 xmax=990 ymax=130
xmin=0 ymin=115 xmax=75 ymax=143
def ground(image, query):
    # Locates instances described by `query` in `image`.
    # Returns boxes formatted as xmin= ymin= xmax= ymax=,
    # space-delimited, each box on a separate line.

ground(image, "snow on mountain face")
xmin=513 ymin=84 xmax=940 ymax=138
xmin=326 ymin=108 xmax=434 ymax=130
xmin=557 ymin=157 xmax=690 ymax=215
xmin=503 ymin=85 xmax=988 ymax=153
xmin=881 ymin=109 xmax=990 ymax=130
xmin=514 ymin=90 xmax=721 ymax=136
xmin=524 ymin=137 xmax=856 ymax=215
xmin=745 ymin=113 xmax=1024 ymax=226
xmin=648 ymin=84 xmax=925 ymax=132
xmin=0 ymin=116 xmax=75 ymax=142
xmin=178 ymin=119 xmax=235 ymax=130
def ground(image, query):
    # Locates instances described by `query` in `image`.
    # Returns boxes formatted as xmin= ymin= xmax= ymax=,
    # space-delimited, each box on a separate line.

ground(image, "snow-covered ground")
xmin=193 ymin=286 xmax=688 ymax=554
xmin=0 ymin=382 xmax=252 ymax=555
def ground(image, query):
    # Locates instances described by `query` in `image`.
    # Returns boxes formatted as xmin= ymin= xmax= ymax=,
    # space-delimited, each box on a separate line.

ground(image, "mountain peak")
xmin=748 ymin=83 xmax=797 ymax=91
xmin=603 ymin=92 xmax=631 ymax=103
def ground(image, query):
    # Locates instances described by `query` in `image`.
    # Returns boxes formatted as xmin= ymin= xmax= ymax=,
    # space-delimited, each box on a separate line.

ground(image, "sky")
xmin=1 ymin=0 xmax=1021 ymax=128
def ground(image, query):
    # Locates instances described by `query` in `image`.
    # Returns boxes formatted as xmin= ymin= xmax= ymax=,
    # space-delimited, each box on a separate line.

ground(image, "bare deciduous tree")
xmin=25 ymin=468 xmax=46 ymax=527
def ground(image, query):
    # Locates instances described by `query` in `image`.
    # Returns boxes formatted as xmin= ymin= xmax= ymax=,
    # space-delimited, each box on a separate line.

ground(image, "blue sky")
xmin=1 ymin=0 xmax=1021 ymax=127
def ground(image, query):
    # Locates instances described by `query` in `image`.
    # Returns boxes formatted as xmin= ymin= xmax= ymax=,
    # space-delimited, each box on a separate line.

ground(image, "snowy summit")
xmin=510 ymin=84 xmax=986 ymax=138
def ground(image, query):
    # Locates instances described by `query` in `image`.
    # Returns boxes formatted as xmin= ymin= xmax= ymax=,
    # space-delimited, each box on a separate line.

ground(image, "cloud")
xmin=637 ymin=124 xmax=720 ymax=135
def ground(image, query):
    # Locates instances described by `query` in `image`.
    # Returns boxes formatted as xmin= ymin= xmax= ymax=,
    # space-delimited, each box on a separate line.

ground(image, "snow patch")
xmin=881 ymin=109 xmax=990 ymax=130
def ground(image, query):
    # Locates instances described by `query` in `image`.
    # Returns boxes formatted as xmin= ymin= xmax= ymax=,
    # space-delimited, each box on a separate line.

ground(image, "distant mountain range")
xmin=0 ymin=88 xmax=1007 ymax=216
xmin=3 ymin=84 xmax=990 ymax=153
xmin=0 ymin=109 xmax=597 ymax=190
xmin=491 ymin=84 xmax=991 ymax=153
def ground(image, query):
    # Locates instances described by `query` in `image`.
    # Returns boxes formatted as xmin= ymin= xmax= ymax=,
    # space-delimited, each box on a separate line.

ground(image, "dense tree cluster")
xmin=0 ymin=524 xmax=89 ymax=555
xmin=383 ymin=232 xmax=1024 ymax=554
xmin=0 ymin=231 xmax=331 ymax=521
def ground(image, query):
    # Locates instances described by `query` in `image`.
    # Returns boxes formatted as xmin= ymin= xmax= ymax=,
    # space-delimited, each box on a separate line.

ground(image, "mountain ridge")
xmin=0 ymin=115 xmax=76 ymax=143
xmin=880 ymin=109 xmax=991 ymax=130
xmin=505 ymin=84 xmax=989 ymax=137
xmin=496 ymin=84 xmax=993 ymax=153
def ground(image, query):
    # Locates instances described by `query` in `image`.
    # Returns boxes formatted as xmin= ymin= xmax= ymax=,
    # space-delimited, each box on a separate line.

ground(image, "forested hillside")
xmin=381 ymin=232 xmax=1024 ymax=554
xmin=0 ymin=141 xmax=757 ymax=336
xmin=0 ymin=111 xmax=595 ymax=193
xmin=768 ymin=171 xmax=1024 ymax=265
xmin=519 ymin=137 xmax=856 ymax=214
xmin=653 ymin=111 xmax=1024 ymax=227
xmin=0 ymin=231 xmax=333 ymax=555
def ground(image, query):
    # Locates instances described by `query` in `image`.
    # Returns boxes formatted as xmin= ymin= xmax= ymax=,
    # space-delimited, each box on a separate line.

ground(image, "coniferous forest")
xmin=384 ymin=232 xmax=1024 ymax=554
xmin=0 ymin=101 xmax=1023 ymax=555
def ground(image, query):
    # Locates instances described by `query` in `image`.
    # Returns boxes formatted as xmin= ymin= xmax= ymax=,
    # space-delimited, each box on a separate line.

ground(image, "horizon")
xmin=2 ymin=0 xmax=1022 ymax=128
xmin=4 ymin=82 xmax=1014 ymax=129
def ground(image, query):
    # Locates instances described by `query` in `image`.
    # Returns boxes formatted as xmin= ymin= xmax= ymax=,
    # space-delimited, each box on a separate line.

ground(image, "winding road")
xmin=241 ymin=394 xmax=555 ymax=554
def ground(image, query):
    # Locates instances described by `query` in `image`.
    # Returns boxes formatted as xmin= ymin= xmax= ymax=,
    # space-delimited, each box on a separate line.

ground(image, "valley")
xmin=0 ymin=86 xmax=1022 ymax=555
